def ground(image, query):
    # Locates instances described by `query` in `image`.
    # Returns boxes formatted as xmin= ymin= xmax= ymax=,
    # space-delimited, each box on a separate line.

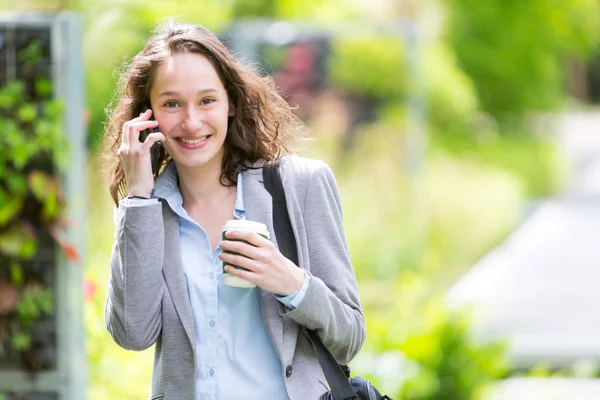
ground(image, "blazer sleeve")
xmin=105 ymin=201 xmax=165 ymax=351
xmin=284 ymin=161 xmax=366 ymax=365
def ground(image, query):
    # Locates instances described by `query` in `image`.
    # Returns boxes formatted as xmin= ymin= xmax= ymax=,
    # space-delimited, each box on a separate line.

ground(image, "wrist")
xmin=287 ymin=269 xmax=306 ymax=295
xmin=127 ymin=188 xmax=154 ymax=198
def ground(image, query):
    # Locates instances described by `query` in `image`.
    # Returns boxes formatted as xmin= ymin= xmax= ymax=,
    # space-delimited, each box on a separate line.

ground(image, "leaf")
xmin=20 ymin=239 xmax=37 ymax=259
xmin=17 ymin=40 xmax=43 ymax=64
xmin=5 ymin=174 xmax=28 ymax=196
xmin=10 ymin=261 xmax=24 ymax=286
xmin=0 ymin=225 xmax=37 ymax=259
xmin=43 ymin=99 xmax=64 ymax=119
xmin=48 ymin=223 xmax=80 ymax=265
xmin=11 ymin=332 xmax=31 ymax=352
xmin=0 ymin=91 xmax=14 ymax=109
xmin=18 ymin=104 xmax=37 ymax=123
xmin=0 ymin=196 xmax=24 ymax=226
xmin=62 ymin=242 xmax=81 ymax=265
xmin=4 ymin=119 xmax=23 ymax=147
xmin=28 ymin=171 xmax=57 ymax=202
xmin=0 ymin=81 xmax=24 ymax=109
xmin=10 ymin=143 xmax=30 ymax=170
xmin=42 ymin=195 xmax=61 ymax=220
xmin=34 ymin=78 xmax=53 ymax=98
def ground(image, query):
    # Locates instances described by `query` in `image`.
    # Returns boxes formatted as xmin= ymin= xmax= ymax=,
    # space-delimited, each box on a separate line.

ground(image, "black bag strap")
xmin=263 ymin=163 xmax=358 ymax=400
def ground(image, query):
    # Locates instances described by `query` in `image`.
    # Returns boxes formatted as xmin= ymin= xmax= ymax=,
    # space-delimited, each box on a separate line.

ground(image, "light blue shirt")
xmin=127 ymin=162 xmax=310 ymax=400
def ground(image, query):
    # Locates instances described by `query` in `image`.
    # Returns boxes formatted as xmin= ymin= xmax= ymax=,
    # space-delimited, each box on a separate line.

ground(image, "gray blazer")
xmin=105 ymin=156 xmax=366 ymax=400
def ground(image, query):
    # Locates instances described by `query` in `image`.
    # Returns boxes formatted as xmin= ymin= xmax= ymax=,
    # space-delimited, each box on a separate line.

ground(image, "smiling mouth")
xmin=177 ymin=136 xmax=210 ymax=145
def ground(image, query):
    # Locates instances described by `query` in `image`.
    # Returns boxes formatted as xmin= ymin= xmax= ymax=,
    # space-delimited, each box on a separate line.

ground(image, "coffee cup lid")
xmin=222 ymin=220 xmax=270 ymax=238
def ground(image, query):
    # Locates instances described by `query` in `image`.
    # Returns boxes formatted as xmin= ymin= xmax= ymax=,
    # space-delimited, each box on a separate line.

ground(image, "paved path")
xmin=447 ymin=112 xmax=600 ymax=399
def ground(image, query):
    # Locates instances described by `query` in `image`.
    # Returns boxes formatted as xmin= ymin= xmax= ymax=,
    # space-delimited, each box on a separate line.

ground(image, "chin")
xmin=171 ymin=153 xmax=223 ymax=169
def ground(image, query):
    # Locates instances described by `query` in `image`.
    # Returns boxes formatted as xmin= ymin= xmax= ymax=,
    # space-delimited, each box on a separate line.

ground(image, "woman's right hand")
xmin=117 ymin=109 xmax=166 ymax=198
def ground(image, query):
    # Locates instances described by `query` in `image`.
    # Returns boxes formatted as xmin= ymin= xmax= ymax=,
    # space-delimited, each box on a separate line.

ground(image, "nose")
xmin=180 ymin=106 xmax=204 ymax=132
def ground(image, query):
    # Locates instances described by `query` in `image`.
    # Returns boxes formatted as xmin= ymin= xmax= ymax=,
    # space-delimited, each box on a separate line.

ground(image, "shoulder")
xmin=244 ymin=155 xmax=336 ymax=191
xmin=279 ymin=155 xmax=333 ymax=183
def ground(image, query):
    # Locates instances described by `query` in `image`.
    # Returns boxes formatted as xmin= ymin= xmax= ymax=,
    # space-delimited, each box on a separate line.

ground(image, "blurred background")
xmin=1 ymin=0 xmax=600 ymax=399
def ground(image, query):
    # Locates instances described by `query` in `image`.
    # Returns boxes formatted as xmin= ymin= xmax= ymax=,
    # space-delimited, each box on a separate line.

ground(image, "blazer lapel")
xmin=160 ymin=200 xmax=196 ymax=356
xmin=243 ymin=167 xmax=284 ymax=359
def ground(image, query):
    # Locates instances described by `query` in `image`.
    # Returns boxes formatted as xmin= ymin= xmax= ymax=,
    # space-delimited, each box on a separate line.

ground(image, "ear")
xmin=228 ymin=105 xmax=235 ymax=117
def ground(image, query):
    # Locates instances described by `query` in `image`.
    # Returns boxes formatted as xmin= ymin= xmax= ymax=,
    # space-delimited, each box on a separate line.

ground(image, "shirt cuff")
xmin=275 ymin=271 xmax=311 ymax=310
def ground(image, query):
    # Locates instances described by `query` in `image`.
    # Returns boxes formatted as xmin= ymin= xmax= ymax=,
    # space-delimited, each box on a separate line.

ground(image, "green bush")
xmin=352 ymin=275 xmax=509 ymax=399
xmin=424 ymin=40 xmax=479 ymax=137
xmin=432 ymin=132 xmax=565 ymax=198
xmin=445 ymin=0 xmax=600 ymax=118
xmin=327 ymin=35 xmax=406 ymax=101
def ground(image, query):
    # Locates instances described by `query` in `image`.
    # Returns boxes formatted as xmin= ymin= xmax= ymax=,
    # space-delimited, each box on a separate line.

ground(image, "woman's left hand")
xmin=218 ymin=230 xmax=305 ymax=296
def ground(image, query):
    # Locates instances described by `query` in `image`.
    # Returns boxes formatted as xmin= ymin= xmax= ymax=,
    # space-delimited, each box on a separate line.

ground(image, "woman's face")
xmin=149 ymin=52 xmax=233 ymax=171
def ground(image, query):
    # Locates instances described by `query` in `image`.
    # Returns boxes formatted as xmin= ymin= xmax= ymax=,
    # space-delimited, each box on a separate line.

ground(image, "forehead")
xmin=151 ymin=52 xmax=225 ymax=94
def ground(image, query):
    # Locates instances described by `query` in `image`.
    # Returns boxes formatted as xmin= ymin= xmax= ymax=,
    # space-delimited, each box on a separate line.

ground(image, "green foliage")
xmin=445 ymin=0 xmax=600 ymax=118
xmin=433 ymin=131 xmax=565 ymax=198
xmin=353 ymin=275 xmax=509 ymax=399
xmin=328 ymin=35 xmax=406 ymax=101
xmin=16 ymin=286 xmax=54 ymax=325
xmin=0 ymin=78 xmax=69 ymax=259
xmin=232 ymin=0 xmax=277 ymax=17
xmin=8 ymin=284 xmax=55 ymax=355
xmin=424 ymin=41 xmax=479 ymax=136
xmin=320 ymin=119 xmax=526 ymax=281
xmin=12 ymin=332 xmax=32 ymax=352
xmin=400 ymin=311 xmax=507 ymax=399
xmin=232 ymin=0 xmax=361 ymax=20
xmin=0 ymin=38 xmax=74 ymax=364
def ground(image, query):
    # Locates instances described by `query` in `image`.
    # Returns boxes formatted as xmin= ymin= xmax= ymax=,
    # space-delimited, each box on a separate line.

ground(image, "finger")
xmin=127 ymin=120 xmax=159 ymax=145
xmin=141 ymin=132 xmax=166 ymax=152
xmin=219 ymin=252 xmax=263 ymax=272
xmin=218 ymin=239 xmax=262 ymax=259
xmin=224 ymin=264 xmax=260 ymax=284
xmin=132 ymin=109 xmax=153 ymax=123
xmin=121 ymin=109 xmax=152 ymax=146
xmin=223 ymin=230 xmax=272 ymax=248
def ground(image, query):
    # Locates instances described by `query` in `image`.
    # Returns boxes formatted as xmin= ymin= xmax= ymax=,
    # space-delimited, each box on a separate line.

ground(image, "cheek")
xmin=206 ymin=107 xmax=232 ymax=131
xmin=156 ymin=113 xmax=180 ymax=133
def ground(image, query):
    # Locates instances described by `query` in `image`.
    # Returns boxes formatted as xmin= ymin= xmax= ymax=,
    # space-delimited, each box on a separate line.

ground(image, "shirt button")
xmin=285 ymin=365 xmax=292 ymax=377
xmin=209 ymin=368 xmax=215 ymax=377
xmin=209 ymin=319 xmax=215 ymax=327
xmin=209 ymin=272 xmax=214 ymax=279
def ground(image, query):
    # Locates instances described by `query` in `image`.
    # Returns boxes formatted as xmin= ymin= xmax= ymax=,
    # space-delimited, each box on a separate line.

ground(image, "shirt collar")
xmin=153 ymin=161 xmax=245 ymax=220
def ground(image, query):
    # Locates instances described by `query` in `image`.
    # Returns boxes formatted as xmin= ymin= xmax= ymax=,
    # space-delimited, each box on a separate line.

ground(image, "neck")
xmin=175 ymin=158 xmax=233 ymax=208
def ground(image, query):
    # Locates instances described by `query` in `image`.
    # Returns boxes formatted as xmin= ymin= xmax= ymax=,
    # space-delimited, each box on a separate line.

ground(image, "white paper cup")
xmin=221 ymin=220 xmax=270 ymax=288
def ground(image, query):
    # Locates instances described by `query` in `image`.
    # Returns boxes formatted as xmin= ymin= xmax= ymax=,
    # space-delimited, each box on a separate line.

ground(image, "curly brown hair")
xmin=103 ymin=20 xmax=305 ymax=206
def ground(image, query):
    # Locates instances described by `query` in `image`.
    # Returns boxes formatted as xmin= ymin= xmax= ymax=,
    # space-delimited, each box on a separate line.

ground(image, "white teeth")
xmin=178 ymin=136 xmax=208 ymax=145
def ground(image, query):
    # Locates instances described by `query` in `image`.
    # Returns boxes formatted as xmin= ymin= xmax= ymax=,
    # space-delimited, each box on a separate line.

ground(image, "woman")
xmin=103 ymin=20 xmax=365 ymax=400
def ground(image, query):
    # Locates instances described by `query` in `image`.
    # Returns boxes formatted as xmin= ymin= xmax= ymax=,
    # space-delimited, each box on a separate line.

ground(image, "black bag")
xmin=263 ymin=164 xmax=394 ymax=400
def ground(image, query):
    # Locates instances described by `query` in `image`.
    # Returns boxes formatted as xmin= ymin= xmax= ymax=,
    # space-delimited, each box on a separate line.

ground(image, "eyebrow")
xmin=158 ymin=88 xmax=219 ymax=97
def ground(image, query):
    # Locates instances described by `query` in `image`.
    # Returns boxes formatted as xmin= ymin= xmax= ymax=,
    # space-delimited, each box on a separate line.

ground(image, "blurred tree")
xmin=232 ymin=0 xmax=361 ymax=20
xmin=444 ymin=0 xmax=600 ymax=120
xmin=232 ymin=0 xmax=277 ymax=17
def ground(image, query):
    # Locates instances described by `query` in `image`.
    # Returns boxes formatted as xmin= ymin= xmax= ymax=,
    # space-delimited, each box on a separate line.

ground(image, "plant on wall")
xmin=0 ymin=39 xmax=78 ymax=371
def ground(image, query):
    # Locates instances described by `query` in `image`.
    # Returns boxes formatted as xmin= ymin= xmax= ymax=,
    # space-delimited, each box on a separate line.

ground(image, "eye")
xmin=201 ymin=98 xmax=215 ymax=105
xmin=164 ymin=101 xmax=180 ymax=108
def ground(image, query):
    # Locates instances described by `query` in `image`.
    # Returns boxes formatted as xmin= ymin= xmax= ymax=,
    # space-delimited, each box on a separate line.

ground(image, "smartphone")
xmin=140 ymin=110 xmax=162 ymax=175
